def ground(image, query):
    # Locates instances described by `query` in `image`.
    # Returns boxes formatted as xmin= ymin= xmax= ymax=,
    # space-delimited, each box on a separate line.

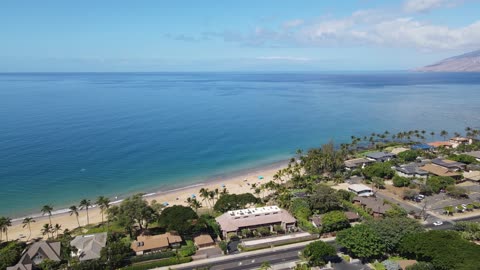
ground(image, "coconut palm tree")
xmin=186 ymin=197 xmax=202 ymax=214
xmin=22 ymin=217 xmax=35 ymax=240
xmin=69 ymin=205 xmax=81 ymax=228
xmin=41 ymin=205 xmax=53 ymax=226
xmin=53 ymin=224 xmax=62 ymax=238
xmin=0 ymin=217 xmax=12 ymax=242
xmin=199 ymin=188 xmax=211 ymax=209
xmin=440 ymin=130 xmax=448 ymax=141
xmin=41 ymin=223 xmax=52 ymax=238
xmin=79 ymin=199 xmax=92 ymax=225
xmin=96 ymin=196 xmax=110 ymax=225
xmin=430 ymin=131 xmax=435 ymax=141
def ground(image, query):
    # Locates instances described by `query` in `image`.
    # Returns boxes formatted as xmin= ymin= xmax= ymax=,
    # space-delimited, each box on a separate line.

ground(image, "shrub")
xmin=397 ymin=150 xmax=420 ymax=162
xmin=290 ymin=198 xmax=312 ymax=219
xmin=256 ymin=226 xmax=271 ymax=236
xmin=321 ymin=211 xmax=350 ymax=233
xmin=178 ymin=240 xmax=196 ymax=257
xmin=393 ymin=175 xmax=410 ymax=187
xmin=425 ymin=176 xmax=455 ymax=193
xmin=129 ymin=251 xmax=175 ymax=263
xmin=363 ymin=162 xmax=395 ymax=179
xmin=402 ymin=189 xmax=418 ymax=200
xmin=445 ymin=185 xmax=468 ymax=198
xmin=303 ymin=241 xmax=337 ymax=266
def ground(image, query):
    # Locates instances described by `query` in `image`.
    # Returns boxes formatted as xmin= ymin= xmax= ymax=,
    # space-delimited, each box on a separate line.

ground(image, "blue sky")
xmin=1 ymin=0 xmax=480 ymax=71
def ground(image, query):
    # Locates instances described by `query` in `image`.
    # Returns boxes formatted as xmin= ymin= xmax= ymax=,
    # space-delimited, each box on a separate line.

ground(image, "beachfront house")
xmin=449 ymin=137 xmax=473 ymax=148
xmin=70 ymin=232 xmax=107 ymax=261
xmin=365 ymin=152 xmax=396 ymax=162
xmin=353 ymin=196 xmax=392 ymax=218
xmin=347 ymin=184 xmax=374 ymax=197
xmin=131 ymin=232 xmax=182 ymax=255
xmin=465 ymin=151 xmax=480 ymax=162
xmin=215 ymin=206 xmax=296 ymax=239
xmin=7 ymin=241 xmax=61 ymax=270
xmin=395 ymin=163 xmax=429 ymax=179
xmin=344 ymin=158 xmax=374 ymax=170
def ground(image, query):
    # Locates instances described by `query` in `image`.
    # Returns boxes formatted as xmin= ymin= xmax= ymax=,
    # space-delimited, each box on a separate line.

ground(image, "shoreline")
xmin=7 ymin=159 xmax=290 ymax=240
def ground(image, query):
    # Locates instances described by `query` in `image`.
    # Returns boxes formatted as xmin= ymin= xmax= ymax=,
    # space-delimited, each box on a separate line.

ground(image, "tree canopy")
xmin=158 ymin=205 xmax=198 ymax=235
xmin=321 ymin=211 xmax=350 ymax=233
xmin=303 ymin=240 xmax=337 ymax=266
xmin=362 ymin=162 xmax=395 ymax=179
xmin=336 ymin=224 xmax=385 ymax=261
xmin=426 ymin=176 xmax=455 ymax=193
xmin=399 ymin=230 xmax=480 ymax=270
xmin=213 ymin=193 xmax=259 ymax=213
xmin=308 ymin=185 xmax=342 ymax=214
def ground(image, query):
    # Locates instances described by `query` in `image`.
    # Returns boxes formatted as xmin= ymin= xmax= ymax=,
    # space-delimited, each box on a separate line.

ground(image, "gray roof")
xmin=465 ymin=151 xmax=480 ymax=159
xmin=7 ymin=241 xmax=61 ymax=270
xmin=396 ymin=163 xmax=429 ymax=175
xmin=70 ymin=233 xmax=107 ymax=261
xmin=431 ymin=158 xmax=465 ymax=169
xmin=365 ymin=152 xmax=396 ymax=160
xmin=216 ymin=206 xmax=296 ymax=232
xmin=344 ymin=158 xmax=373 ymax=168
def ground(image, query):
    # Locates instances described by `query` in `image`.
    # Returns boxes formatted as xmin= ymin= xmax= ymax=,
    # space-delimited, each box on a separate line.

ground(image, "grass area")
xmin=372 ymin=262 xmax=386 ymax=270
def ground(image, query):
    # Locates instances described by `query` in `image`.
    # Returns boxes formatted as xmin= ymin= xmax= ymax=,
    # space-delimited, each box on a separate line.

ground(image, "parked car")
xmin=433 ymin=221 xmax=443 ymax=226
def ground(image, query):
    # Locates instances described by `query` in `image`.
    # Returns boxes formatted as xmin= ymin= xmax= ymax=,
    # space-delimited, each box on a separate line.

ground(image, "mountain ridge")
xmin=417 ymin=49 xmax=480 ymax=72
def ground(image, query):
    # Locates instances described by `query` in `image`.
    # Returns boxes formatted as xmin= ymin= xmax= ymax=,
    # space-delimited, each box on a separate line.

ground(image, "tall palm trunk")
xmin=48 ymin=215 xmax=52 ymax=226
xmin=27 ymin=224 xmax=32 ymax=241
xmin=76 ymin=215 xmax=81 ymax=228
xmin=86 ymin=208 xmax=90 ymax=225
xmin=5 ymin=229 xmax=8 ymax=241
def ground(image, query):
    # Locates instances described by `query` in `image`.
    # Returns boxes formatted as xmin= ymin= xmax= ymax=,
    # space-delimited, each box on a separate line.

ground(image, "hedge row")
xmin=123 ymin=257 xmax=192 ymax=270
xmin=129 ymin=251 xmax=175 ymax=263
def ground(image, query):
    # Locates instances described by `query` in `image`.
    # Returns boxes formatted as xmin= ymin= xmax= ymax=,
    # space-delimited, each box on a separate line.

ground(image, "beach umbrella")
xmin=258 ymin=176 xmax=264 ymax=180
xmin=221 ymin=184 xmax=225 ymax=188
xmin=163 ymin=202 xmax=169 ymax=206
xmin=191 ymin=194 xmax=196 ymax=198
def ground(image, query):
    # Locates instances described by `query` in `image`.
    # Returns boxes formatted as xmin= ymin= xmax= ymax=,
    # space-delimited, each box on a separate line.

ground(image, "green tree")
xmin=37 ymin=258 xmax=61 ymax=270
xmin=22 ymin=217 xmax=35 ymax=240
xmin=158 ymin=205 xmax=198 ymax=235
xmin=111 ymin=194 xmax=156 ymax=233
xmin=440 ymin=130 xmax=448 ymax=141
xmin=303 ymin=240 xmax=337 ymax=266
xmin=290 ymin=199 xmax=312 ymax=220
xmin=362 ymin=162 xmax=395 ymax=179
xmin=79 ymin=199 xmax=92 ymax=225
xmin=426 ymin=176 xmax=455 ymax=193
xmin=0 ymin=217 xmax=12 ymax=242
xmin=321 ymin=211 xmax=350 ymax=233
xmin=393 ymin=175 xmax=411 ymax=187
xmin=309 ymin=185 xmax=342 ymax=214
xmin=259 ymin=261 xmax=272 ymax=270
xmin=96 ymin=196 xmax=110 ymax=225
xmin=213 ymin=193 xmax=259 ymax=213
xmin=406 ymin=262 xmax=435 ymax=270
xmin=372 ymin=177 xmax=385 ymax=189
xmin=41 ymin=205 xmax=54 ymax=226
xmin=69 ymin=205 xmax=81 ymax=228
xmin=53 ymin=223 xmax=62 ymax=238
xmin=41 ymin=223 xmax=53 ymax=238
xmin=101 ymin=233 xmax=132 ymax=269
xmin=336 ymin=224 xmax=385 ymax=261
xmin=366 ymin=217 xmax=424 ymax=254
xmin=0 ymin=241 xmax=26 ymax=270
xmin=186 ymin=197 xmax=202 ymax=214
xmin=399 ymin=230 xmax=480 ymax=270
xmin=397 ymin=150 xmax=420 ymax=162
xmin=445 ymin=185 xmax=468 ymax=198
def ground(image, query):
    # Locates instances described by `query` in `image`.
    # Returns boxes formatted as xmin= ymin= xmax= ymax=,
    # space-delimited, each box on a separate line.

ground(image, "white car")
xmin=433 ymin=221 xmax=443 ymax=226
xmin=461 ymin=204 xmax=468 ymax=209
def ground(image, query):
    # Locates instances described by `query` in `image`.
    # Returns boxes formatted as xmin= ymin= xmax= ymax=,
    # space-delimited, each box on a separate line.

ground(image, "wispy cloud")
xmin=256 ymin=56 xmax=311 ymax=61
xmin=403 ymin=0 xmax=461 ymax=13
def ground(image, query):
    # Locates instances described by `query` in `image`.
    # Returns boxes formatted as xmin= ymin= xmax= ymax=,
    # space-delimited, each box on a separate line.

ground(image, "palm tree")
xmin=199 ymin=188 xmax=211 ymax=209
xmin=53 ymin=224 xmax=62 ymax=238
xmin=96 ymin=196 xmax=110 ymax=225
xmin=22 ymin=217 xmax=36 ymax=240
xmin=69 ymin=205 xmax=81 ymax=228
xmin=79 ymin=199 xmax=92 ymax=225
xmin=430 ymin=131 xmax=435 ymax=141
xmin=0 ymin=217 xmax=12 ymax=242
xmin=186 ymin=197 xmax=202 ymax=214
xmin=41 ymin=205 xmax=53 ymax=226
xmin=41 ymin=223 xmax=52 ymax=238
xmin=440 ymin=130 xmax=448 ymax=141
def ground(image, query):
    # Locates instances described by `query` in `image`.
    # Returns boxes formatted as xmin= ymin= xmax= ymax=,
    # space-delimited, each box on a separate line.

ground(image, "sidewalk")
xmin=153 ymin=237 xmax=336 ymax=270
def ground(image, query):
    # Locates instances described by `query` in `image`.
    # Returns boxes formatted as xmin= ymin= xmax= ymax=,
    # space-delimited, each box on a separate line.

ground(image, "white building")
xmin=348 ymin=184 xmax=374 ymax=197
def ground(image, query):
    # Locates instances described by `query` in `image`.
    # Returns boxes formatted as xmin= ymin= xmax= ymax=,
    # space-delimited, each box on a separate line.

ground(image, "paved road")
xmin=174 ymin=246 xmax=304 ymax=270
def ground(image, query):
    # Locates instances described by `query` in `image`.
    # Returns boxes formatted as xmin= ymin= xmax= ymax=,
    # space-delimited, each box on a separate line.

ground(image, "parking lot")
xmin=422 ymin=182 xmax=480 ymax=215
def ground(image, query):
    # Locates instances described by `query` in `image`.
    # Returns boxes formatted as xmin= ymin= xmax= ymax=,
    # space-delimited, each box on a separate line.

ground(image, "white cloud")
xmin=283 ymin=19 xmax=304 ymax=28
xmin=403 ymin=0 xmax=460 ymax=13
xmin=256 ymin=56 xmax=311 ymax=61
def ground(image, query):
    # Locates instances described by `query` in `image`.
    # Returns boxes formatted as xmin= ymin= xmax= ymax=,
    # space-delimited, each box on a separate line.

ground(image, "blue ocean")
xmin=1 ymin=72 xmax=480 ymax=217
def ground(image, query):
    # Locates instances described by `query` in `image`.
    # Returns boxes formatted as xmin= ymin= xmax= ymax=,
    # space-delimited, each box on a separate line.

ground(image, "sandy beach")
xmin=7 ymin=161 xmax=288 ymax=241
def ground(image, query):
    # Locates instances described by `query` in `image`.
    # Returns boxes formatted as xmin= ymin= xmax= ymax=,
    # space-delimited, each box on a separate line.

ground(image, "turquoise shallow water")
xmin=0 ymin=72 xmax=479 ymax=217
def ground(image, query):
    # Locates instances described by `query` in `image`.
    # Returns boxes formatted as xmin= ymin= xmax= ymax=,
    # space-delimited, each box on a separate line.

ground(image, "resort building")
xmin=449 ymin=137 xmax=472 ymax=148
xmin=70 ymin=232 xmax=107 ymax=261
xmin=193 ymin=234 xmax=215 ymax=248
xmin=344 ymin=158 xmax=374 ymax=170
xmin=395 ymin=163 xmax=429 ymax=179
xmin=131 ymin=232 xmax=182 ymax=255
xmin=347 ymin=184 xmax=374 ymax=197
xmin=465 ymin=151 xmax=480 ymax=162
xmin=353 ymin=196 xmax=392 ymax=218
xmin=365 ymin=152 xmax=396 ymax=162
xmin=7 ymin=241 xmax=61 ymax=270
xmin=215 ymin=206 xmax=296 ymax=239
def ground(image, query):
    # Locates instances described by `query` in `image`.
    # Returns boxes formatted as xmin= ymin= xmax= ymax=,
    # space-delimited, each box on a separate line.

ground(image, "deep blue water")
xmin=1 ymin=72 xmax=480 ymax=217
